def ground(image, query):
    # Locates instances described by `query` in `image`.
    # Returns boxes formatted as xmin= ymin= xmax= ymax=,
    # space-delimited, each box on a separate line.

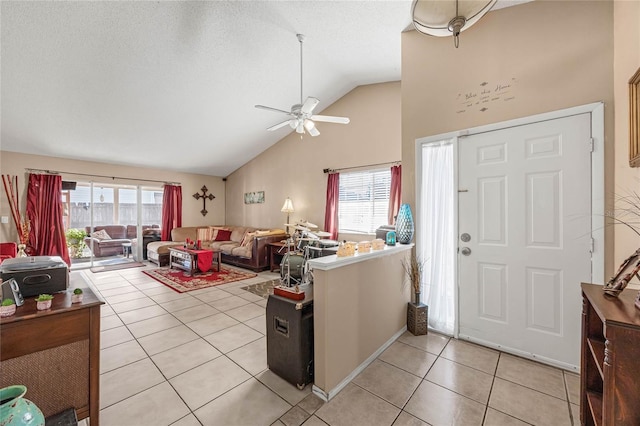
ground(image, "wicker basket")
xmin=407 ymin=302 xmax=428 ymax=336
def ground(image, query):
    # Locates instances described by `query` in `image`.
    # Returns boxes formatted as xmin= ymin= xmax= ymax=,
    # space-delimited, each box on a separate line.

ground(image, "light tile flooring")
xmin=81 ymin=265 xmax=581 ymax=426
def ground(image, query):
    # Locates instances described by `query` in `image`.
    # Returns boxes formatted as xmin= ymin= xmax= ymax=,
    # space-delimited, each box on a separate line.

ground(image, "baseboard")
xmin=312 ymin=325 xmax=407 ymax=402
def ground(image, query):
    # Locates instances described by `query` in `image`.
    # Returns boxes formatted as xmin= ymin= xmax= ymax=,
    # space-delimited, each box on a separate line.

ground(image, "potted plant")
xmin=71 ymin=288 xmax=83 ymax=303
xmin=402 ymin=250 xmax=427 ymax=335
xmin=65 ymin=228 xmax=87 ymax=259
xmin=0 ymin=299 xmax=16 ymax=317
xmin=35 ymin=294 xmax=53 ymax=311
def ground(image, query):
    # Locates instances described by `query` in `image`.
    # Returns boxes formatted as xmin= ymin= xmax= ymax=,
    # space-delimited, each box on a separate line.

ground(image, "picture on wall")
xmin=244 ymin=191 xmax=265 ymax=204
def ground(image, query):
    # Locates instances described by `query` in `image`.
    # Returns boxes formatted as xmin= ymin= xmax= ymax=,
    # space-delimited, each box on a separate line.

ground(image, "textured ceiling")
xmin=0 ymin=1 xmax=527 ymax=177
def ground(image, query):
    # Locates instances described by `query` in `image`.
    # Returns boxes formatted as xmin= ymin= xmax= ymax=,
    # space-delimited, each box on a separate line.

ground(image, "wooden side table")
xmin=268 ymin=242 xmax=295 ymax=272
xmin=122 ymin=242 xmax=132 ymax=258
xmin=0 ymin=275 xmax=104 ymax=425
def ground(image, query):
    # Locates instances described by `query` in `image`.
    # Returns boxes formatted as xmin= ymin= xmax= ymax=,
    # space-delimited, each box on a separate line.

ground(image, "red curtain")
xmin=26 ymin=173 xmax=71 ymax=265
xmin=161 ymin=185 xmax=182 ymax=241
xmin=324 ymin=173 xmax=340 ymax=240
xmin=388 ymin=164 xmax=402 ymax=225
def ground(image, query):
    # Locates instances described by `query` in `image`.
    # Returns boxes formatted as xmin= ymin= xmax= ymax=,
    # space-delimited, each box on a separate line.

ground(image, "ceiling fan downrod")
xmin=297 ymin=34 xmax=305 ymax=105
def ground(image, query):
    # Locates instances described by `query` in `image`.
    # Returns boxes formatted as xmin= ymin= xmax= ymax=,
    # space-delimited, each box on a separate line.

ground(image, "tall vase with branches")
xmin=402 ymin=249 xmax=425 ymax=305
xmin=2 ymin=175 xmax=29 ymax=256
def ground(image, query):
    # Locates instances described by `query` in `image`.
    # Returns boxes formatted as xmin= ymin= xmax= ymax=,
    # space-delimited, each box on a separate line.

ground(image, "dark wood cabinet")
xmin=0 ymin=277 xmax=103 ymax=425
xmin=581 ymin=283 xmax=640 ymax=426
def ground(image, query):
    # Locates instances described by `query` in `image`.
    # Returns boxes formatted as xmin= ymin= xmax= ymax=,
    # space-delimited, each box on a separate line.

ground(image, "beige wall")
xmin=613 ymin=0 xmax=640 ymax=268
xmin=225 ymin=82 xmax=401 ymax=241
xmin=401 ymin=0 xmax=615 ymax=273
xmin=312 ymin=247 xmax=411 ymax=395
xmin=0 ymin=151 xmax=225 ymax=242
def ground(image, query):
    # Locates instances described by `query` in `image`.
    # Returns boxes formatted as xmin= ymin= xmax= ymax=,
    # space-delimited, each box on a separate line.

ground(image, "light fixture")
xmin=412 ymin=0 xmax=497 ymax=48
xmin=281 ymin=197 xmax=295 ymax=234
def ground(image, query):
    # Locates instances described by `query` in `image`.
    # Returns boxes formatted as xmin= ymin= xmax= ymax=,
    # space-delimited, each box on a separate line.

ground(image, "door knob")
xmin=461 ymin=247 xmax=472 ymax=256
xmin=461 ymin=233 xmax=471 ymax=242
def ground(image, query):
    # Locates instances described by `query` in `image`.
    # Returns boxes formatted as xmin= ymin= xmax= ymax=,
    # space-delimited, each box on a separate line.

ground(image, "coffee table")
xmin=169 ymin=247 xmax=221 ymax=276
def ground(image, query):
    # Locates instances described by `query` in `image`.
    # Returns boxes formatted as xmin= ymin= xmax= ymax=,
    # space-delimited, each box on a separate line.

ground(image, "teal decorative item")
xmin=0 ymin=385 xmax=45 ymax=426
xmin=386 ymin=231 xmax=396 ymax=246
xmin=395 ymin=203 xmax=414 ymax=244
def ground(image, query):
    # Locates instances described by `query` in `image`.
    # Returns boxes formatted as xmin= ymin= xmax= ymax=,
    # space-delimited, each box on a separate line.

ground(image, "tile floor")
xmin=80 ymin=265 xmax=581 ymax=426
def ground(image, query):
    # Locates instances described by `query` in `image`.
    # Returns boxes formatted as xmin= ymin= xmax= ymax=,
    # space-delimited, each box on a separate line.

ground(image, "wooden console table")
xmin=0 ymin=275 xmax=103 ymax=426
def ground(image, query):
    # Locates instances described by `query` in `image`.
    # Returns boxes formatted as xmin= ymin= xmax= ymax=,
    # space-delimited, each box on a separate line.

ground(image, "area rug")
xmin=90 ymin=262 xmax=145 ymax=273
xmin=143 ymin=266 xmax=257 ymax=293
xmin=241 ymin=279 xmax=278 ymax=299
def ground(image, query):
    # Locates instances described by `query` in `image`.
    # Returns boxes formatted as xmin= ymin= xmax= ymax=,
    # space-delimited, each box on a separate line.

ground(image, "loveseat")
xmin=146 ymin=225 xmax=286 ymax=272
xmin=84 ymin=225 xmax=160 ymax=258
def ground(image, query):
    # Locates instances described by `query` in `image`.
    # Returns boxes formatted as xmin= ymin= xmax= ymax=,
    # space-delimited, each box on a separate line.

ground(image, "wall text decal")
xmin=456 ymin=78 xmax=518 ymax=114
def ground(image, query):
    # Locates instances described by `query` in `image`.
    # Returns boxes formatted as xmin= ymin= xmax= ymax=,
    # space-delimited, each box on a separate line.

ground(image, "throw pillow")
xmin=215 ymin=229 xmax=232 ymax=241
xmin=209 ymin=226 xmax=225 ymax=240
xmin=241 ymin=232 xmax=256 ymax=248
xmin=197 ymin=227 xmax=212 ymax=241
xmin=92 ymin=229 xmax=111 ymax=240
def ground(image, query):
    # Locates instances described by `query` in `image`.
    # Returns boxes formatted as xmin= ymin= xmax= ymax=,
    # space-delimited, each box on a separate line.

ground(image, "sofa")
xmin=84 ymin=225 xmax=160 ymax=258
xmin=147 ymin=225 xmax=286 ymax=272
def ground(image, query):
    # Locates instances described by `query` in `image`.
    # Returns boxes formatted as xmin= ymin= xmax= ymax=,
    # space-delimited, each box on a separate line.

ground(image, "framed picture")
xmin=244 ymin=191 xmax=265 ymax=204
xmin=629 ymin=67 xmax=640 ymax=167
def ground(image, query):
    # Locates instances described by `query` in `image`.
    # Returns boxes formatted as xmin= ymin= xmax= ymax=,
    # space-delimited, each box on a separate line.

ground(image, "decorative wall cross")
xmin=193 ymin=185 xmax=215 ymax=216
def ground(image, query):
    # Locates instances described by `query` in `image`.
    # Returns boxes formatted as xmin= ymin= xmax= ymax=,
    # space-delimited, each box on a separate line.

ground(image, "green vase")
xmin=0 ymin=385 xmax=45 ymax=426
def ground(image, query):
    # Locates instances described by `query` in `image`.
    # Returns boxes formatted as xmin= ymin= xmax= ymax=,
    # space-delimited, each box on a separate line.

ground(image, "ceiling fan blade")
xmin=308 ymin=126 xmax=320 ymax=137
xmin=301 ymin=97 xmax=320 ymax=115
xmin=255 ymin=105 xmax=292 ymax=115
xmin=310 ymin=115 xmax=350 ymax=124
xmin=267 ymin=120 xmax=291 ymax=131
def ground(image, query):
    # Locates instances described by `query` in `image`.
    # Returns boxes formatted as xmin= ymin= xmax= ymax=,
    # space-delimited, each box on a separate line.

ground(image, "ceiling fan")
xmin=255 ymin=34 xmax=350 ymax=137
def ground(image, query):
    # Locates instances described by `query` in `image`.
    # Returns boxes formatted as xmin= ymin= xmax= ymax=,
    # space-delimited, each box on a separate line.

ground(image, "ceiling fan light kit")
xmin=412 ymin=0 xmax=497 ymax=48
xmin=255 ymin=34 xmax=350 ymax=137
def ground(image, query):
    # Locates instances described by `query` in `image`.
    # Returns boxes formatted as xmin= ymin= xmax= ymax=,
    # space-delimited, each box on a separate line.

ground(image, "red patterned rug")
xmin=143 ymin=266 xmax=257 ymax=293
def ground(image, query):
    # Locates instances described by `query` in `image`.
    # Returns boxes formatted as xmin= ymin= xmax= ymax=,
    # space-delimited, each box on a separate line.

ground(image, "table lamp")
xmin=281 ymin=197 xmax=295 ymax=234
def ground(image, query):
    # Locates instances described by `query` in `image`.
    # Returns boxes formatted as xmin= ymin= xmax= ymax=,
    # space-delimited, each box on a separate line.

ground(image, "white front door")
xmin=458 ymin=113 xmax=593 ymax=368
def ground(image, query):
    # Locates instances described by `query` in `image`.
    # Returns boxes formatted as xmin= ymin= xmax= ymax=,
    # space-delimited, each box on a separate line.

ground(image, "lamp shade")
xmin=412 ymin=0 xmax=496 ymax=47
xmin=281 ymin=198 xmax=295 ymax=213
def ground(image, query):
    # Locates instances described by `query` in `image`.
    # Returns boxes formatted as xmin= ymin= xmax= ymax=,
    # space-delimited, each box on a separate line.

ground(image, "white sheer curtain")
xmin=419 ymin=141 xmax=455 ymax=335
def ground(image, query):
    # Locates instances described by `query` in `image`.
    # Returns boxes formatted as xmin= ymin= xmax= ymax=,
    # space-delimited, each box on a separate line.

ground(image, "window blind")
xmin=338 ymin=168 xmax=391 ymax=234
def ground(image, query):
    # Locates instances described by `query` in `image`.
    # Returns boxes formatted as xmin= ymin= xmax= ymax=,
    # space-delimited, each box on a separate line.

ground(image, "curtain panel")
xmin=420 ymin=142 xmax=455 ymax=335
xmin=324 ymin=173 xmax=340 ymax=240
xmin=161 ymin=185 xmax=182 ymax=241
xmin=26 ymin=173 xmax=71 ymax=265
xmin=388 ymin=164 xmax=402 ymax=225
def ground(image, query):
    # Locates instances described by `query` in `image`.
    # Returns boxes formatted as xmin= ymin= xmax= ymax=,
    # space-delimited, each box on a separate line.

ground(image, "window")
xmin=338 ymin=169 xmax=391 ymax=234
xmin=65 ymin=184 xmax=163 ymax=229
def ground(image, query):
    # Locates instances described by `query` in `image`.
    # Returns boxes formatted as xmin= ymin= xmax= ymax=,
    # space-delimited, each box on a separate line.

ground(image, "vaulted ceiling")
xmin=0 ymin=1 xmax=525 ymax=177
